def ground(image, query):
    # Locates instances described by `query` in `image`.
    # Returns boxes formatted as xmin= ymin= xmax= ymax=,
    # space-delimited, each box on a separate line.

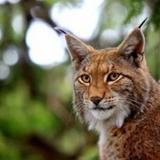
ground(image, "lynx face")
xmin=66 ymin=28 xmax=150 ymax=129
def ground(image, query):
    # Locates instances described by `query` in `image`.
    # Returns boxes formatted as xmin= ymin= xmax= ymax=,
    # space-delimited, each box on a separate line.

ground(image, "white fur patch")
xmin=84 ymin=100 xmax=130 ymax=131
xmin=91 ymin=109 xmax=115 ymax=120
xmin=115 ymin=106 xmax=130 ymax=128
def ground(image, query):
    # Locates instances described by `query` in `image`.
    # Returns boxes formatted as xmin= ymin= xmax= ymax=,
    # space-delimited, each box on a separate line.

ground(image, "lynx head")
xmin=65 ymin=28 xmax=151 ymax=130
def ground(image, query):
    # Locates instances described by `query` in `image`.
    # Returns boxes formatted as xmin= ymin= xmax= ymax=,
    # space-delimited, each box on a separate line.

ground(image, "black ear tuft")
xmin=138 ymin=18 xmax=148 ymax=29
xmin=54 ymin=27 xmax=72 ymax=35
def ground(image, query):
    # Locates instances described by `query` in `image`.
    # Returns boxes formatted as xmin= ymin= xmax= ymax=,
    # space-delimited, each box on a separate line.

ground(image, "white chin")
xmin=91 ymin=109 xmax=114 ymax=120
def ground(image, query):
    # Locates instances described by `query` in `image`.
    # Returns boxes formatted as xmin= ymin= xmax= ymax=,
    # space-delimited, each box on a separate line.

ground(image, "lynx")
xmin=65 ymin=26 xmax=160 ymax=160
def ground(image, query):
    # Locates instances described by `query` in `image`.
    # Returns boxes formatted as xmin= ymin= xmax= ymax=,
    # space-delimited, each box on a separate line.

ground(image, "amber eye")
xmin=107 ymin=73 xmax=120 ymax=82
xmin=79 ymin=74 xmax=91 ymax=84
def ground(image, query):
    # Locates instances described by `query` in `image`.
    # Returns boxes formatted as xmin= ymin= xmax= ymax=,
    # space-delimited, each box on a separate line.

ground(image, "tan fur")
xmin=65 ymin=28 xmax=160 ymax=160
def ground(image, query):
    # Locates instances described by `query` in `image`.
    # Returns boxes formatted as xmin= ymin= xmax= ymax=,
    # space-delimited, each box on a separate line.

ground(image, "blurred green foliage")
xmin=0 ymin=0 xmax=160 ymax=160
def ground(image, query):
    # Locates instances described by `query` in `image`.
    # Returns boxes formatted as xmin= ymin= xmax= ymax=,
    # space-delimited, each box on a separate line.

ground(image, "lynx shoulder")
xmin=65 ymin=27 xmax=160 ymax=160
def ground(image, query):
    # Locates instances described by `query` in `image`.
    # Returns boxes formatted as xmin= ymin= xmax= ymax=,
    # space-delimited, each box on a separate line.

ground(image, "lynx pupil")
xmin=81 ymin=74 xmax=90 ymax=83
xmin=107 ymin=73 xmax=120 ymax=82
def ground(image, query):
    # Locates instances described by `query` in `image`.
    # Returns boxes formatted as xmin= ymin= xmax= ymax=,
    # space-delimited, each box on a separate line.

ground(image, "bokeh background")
xmin=0 ymin=0 xmax=160 ymax=160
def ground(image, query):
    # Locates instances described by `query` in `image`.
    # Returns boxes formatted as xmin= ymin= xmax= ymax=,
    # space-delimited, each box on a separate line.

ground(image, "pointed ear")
xmin=65 ymin=34 xmax=93 ymax=69
xmin=118 ymin=28 xmax=145 ymax=66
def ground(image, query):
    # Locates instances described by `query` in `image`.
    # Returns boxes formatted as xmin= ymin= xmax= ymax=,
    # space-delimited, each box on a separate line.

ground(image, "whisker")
xmin=126 ymin=102 xmax=140 ymax=109
xmin=119 ymin=97 xmax=142 ymax=105
xmin=118 ymin=97 xmax=143 ymax=111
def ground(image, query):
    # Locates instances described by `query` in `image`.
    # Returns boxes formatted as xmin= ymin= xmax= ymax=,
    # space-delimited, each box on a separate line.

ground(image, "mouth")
xmin=92 ymin=105 xmax=115 ymax=111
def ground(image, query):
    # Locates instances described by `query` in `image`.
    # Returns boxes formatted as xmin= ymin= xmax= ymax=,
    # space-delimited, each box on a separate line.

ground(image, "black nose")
xmin=90 ymin=96 xmax=102 ymax=105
